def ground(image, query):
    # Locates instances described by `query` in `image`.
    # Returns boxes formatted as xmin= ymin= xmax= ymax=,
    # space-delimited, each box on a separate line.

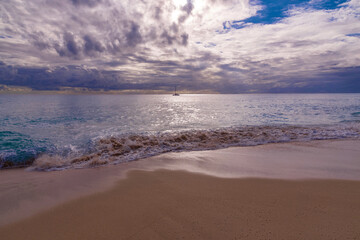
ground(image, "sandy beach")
xmin=1 ymin=140 xmax=360 ymax=239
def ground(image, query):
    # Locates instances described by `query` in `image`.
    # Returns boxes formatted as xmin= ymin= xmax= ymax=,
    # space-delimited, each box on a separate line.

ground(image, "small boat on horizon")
xmin=173 ymin=86 xmax=180 ymax=96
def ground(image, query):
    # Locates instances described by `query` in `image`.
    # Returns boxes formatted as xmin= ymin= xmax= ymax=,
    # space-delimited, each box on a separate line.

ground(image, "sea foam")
xmin=28 ymin=123 xmax=360 ymax=171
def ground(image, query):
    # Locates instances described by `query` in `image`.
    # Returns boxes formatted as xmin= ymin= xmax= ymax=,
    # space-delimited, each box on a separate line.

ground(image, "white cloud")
xmin=0 ymin=0 xmax=359 ymax=92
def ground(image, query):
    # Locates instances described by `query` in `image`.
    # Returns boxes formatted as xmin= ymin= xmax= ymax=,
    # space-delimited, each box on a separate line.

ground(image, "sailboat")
xmin=173 ymin=86 xmax=180 ymax=96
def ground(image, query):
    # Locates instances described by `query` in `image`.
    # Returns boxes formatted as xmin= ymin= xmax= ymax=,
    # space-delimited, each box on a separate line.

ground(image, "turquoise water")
xmin=1 ymin=94 xmax=359 ymax=170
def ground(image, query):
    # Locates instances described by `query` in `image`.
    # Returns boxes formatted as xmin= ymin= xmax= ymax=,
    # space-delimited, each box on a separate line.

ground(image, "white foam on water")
xmin=29 ymin=123 xmax=360 ymax=171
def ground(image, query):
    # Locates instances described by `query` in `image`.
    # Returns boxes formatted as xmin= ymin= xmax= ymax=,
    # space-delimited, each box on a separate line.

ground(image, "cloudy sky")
xmin=0 ymin=0 xmax=359 ymax=93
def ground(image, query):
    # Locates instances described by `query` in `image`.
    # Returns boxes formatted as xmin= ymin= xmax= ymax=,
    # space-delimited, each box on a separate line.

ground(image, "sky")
xmin=0 ymin=0 xmax=360 ymax=93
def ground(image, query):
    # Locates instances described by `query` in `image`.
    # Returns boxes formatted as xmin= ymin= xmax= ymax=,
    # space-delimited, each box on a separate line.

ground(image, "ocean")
xmin=0 ymin=94 xmax=359 ymax=170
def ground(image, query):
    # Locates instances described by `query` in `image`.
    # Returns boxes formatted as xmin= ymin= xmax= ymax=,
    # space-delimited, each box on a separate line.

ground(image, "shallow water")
xmin=1 ymin=94 xmax=359 ymax=170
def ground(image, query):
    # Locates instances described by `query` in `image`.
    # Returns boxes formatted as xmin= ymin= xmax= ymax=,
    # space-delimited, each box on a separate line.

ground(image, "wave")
xmin=27 ymin=123 xmax=360 ymax=171
xmin=0 ymin=131 xmax=47 ymax=169
xmin=351 ymin=112 xmax=360 ymax=117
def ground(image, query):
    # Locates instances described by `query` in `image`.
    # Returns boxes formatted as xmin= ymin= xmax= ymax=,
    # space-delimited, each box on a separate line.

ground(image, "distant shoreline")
xmin=2 ymin=92 xmax=360 ymax=95
xmin=1 ymin=86 xmax=360 ymax=95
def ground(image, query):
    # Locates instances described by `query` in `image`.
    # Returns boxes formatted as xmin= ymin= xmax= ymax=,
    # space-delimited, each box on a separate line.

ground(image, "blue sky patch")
xmin=0 ymin=35 xmax=13 ymax=39
xmin=228 ymin=0 xmax=349 ymax=29
xmin=347 ymin=33 xmax=360 ymax=37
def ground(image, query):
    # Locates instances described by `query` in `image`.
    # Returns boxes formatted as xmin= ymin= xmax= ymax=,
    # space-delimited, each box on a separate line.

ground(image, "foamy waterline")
xmin=26 ymin=123 xmax=360 ymax=171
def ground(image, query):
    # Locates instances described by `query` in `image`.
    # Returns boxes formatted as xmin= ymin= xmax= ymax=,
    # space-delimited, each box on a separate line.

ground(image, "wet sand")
xmin=1 ymin=140 xmax=360 ymax=239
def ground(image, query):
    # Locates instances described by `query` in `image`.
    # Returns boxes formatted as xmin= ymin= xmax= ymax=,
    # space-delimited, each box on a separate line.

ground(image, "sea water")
xmin=0 ymin=94 xmax=359 ymax=170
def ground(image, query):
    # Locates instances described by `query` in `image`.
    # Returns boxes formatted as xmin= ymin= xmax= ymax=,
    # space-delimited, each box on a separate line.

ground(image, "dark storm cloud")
xmin=0 ymin=64 xmax=120 ymax=90
xmin=125 ymin=22 xmax=142 ymax=47
xmin=153 ymin=6 xmax=163 ymax=20
xmin=161 ymin=31 xmax=176 ymax=45
xmin=28 ymin=31 xmax=51 ymax=50
xmin=55 ymin=32 xmax=105 ymax=59
xmin=0 ymin=50 xmax=220 ymax=91
xmin=83 ymin=35 xmax=105 ymax=55
xmin=182 ymin=0 xmax=194 ymax=15
xmin=70 ymin=0 xmax=103 ymax=7
xmin=262 ymin=67 xmax=360 ymax=93
xmin=181 ymin=33 xmax=189 ymax=46
xmin=179 ymin=0 xmax=194 ymax=23
xmin=0 ymin=58 xmax=359 ymax=93
xmin=160 ymin=28 xmax=189 ymax=46
xmin=63 ymin=32 xmax=80 ymax=57
xmin=215 ymin=62 xmax=360 ymax=93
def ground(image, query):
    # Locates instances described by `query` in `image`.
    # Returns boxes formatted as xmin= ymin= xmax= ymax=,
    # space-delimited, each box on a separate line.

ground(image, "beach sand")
xmin=1 ymin=140 xmax=360 ymax=239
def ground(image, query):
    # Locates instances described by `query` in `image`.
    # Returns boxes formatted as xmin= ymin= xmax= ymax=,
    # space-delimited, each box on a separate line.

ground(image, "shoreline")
xmin=3 ymin=123 xmax=360 ymax=171
xmin=1 ymin=139 xmax=360 ymax=238
xmin=2 ymin=137 xmax=358 ymax=171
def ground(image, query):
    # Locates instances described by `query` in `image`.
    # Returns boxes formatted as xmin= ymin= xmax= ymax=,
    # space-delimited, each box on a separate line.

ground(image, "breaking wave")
xmin=28 ymin=123 xmax=360 ymax=171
